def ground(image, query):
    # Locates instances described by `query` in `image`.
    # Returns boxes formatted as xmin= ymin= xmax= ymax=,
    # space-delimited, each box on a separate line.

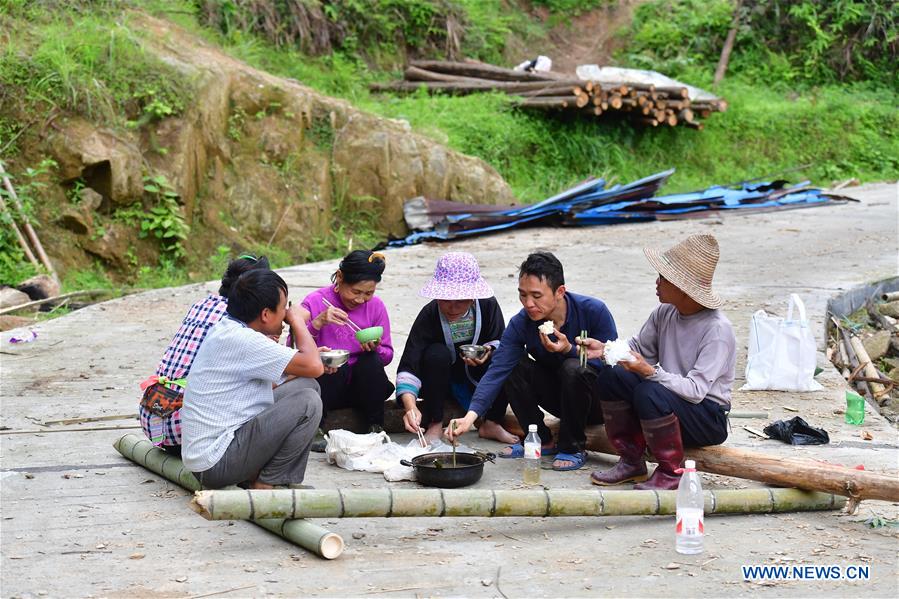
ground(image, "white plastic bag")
xmin=324 ymin=429 xmax=390 ymax=470
xmin=741 ymin=294 xmax=823 ymax=392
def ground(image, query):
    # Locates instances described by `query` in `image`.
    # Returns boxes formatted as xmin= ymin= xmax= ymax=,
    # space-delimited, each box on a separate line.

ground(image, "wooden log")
xmin=684 ymin=120 xmax=704 ymax=130
xmin=655 ymin=86 xmax=689 ymax=99
xmin=113 ymin=434 xmax=344 ymax=559
xmin=664 ymin=111 xmax=679 ymax=127
xmin=403 ymin=65 xmax=485 ymax=84
xmin=503 ymin=417 xmax=899 ymax=503
xmin=519 ymin=96 xmax=576 ymax=109
xmin=409 ymin=59 xmax=563 ymax=82
xmin=636 ymin=118 xmax=659 ymax=127
xmin=678 ymin=108 xmax=695 ymax=123
xmin=849 ymin=335 xmax=887 ymax=399
xmin=370 ymin=80 xmax=576 ymax=95
xmin=608 ymin=94 xmax=623 ymax=110
xmin=190 ymin=488 xmax=843 ymax=521
xmin=575 ymin=92 xmax=590 ymax=108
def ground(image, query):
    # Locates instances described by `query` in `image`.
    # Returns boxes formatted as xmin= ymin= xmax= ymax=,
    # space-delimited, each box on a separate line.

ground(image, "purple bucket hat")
xmin=419 ymin=252 xmax=494 ymax=300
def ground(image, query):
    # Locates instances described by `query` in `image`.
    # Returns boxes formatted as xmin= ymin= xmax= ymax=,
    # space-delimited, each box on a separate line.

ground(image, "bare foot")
xmin=249 ymin=480 xmax=274 ymax=490
xmin=477 ymin=419 xmax=519 ymax=445
xmin=424 ymin=421 xmax=443 ymax=445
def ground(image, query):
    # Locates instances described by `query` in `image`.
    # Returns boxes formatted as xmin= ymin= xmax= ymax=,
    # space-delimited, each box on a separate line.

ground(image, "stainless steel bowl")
xmin=459 ymin=344 xmax=488 ymax=360
xmin=320 ymin=349 xmax=350 ymax=368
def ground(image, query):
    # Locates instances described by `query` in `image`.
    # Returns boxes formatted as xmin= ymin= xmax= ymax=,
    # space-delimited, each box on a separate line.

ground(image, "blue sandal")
xmin=552 ymin=451 xmax=587 ymax=471
xmin=499 ymin=443 xmax=559 ymax=459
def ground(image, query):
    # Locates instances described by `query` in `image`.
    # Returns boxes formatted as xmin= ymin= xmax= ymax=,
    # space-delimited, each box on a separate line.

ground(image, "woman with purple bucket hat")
xmin=396 ymin=252 xmax=518 ymax=445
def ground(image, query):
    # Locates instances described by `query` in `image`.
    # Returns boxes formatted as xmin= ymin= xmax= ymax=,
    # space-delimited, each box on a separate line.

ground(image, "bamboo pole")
xmin=882 ymin=291 xmax=899 ymax=302
xmin=849 ymin=335 xmax=887 ymax=399
xmin=503 ymin=417 xmax=899 ymax=503
xmin=190 ymin=488 xmax=843 ymax=521
xmin=0 ymin=159 xmax=57 ymax=280
xmin=113 ymin=434 xmax=344 ymax=559
xmin=0 ymin=194 xmax=39 ymax=266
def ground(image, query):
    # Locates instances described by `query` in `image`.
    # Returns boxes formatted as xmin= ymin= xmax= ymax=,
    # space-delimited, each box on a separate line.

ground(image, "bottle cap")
xmin=528 ymin=424 xmax=538 ymax=432
xmin=684 ymin=459 xmax=696 ymax=469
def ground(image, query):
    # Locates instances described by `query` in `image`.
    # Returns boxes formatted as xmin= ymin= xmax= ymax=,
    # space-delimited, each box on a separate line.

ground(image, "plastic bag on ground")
xmin=763 ymin=416 xmax=830 ymax=445
xmin=324 ymin=429 xmax=390 ymax=470
xmin=741 ymin=294 xmax=823 ymax=392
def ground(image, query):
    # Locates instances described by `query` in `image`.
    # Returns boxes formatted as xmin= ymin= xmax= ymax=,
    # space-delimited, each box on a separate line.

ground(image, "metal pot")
xmin=400 ymin=451 xmax=496 ymax=488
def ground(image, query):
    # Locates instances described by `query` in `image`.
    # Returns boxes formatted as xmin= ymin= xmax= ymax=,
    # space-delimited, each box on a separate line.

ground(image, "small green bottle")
xmin=844 ymin=391 xmax=865 ymax=425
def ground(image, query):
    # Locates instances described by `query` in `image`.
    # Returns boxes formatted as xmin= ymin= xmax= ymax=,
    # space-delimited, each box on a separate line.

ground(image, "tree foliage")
xmin=620 ymin=0 xmax=898 ymax=87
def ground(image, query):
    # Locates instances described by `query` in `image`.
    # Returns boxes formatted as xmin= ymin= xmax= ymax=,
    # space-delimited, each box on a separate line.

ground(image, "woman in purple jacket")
xmin=302 ymin=250 xmax=394 ymax=451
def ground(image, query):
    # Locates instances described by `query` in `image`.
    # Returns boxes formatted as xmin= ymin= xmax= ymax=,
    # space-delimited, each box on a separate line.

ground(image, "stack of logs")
xmin=370 ymin=60 xmax=727 ymax=129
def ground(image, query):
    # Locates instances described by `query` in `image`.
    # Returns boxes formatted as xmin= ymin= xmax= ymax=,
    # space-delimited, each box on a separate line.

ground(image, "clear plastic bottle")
xmin=675 ymin=459 xmax=704 ymax=554
xmin=523 ymin=424 xmax=541 ymax=485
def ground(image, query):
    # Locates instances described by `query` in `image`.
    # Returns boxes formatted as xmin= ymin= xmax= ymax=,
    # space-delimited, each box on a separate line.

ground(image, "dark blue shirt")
xmin=469 ymin=292 xmax=617 ymax=417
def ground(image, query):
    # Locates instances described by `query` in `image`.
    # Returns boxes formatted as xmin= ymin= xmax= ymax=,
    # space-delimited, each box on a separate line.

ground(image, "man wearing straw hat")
xmin=579 ymin=234 xmax=735 ymax=490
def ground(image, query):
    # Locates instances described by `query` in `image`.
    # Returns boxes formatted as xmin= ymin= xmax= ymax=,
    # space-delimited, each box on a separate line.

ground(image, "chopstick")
xmin=321 ymin=297 xmax=363 ymax=332
xmin=579 ymin=329 xmax=588 ymax=368
xmin=414 ymin=423 xmax=427 ymax=448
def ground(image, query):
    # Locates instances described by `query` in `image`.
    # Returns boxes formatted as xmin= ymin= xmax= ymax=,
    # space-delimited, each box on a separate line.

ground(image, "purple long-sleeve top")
xmin=301 ymin=286 xmax=394 ymax=368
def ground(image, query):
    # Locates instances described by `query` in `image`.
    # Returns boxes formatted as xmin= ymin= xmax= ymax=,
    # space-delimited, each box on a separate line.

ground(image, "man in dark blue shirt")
xmin=445 ymin=252 xmax=617 ymax=470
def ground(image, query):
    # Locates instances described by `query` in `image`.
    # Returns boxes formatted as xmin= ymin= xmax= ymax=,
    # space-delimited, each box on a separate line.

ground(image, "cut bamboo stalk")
xmin=0 ymin=159 xmax=57 ymax=280
xmin=849 ymin=335 xmax=887 ymax=399
xmin=882 ymin=291 xmax=899 ymax=302
xmin=190 ymin=488 xmax=843 ymax=521
xmin=503 ymin=416 xmax=899 ymax=503
xmin=0 ymin=194 xmax=39 ymax=266
xmin=113 ymin=434 xmax=344 ymax=559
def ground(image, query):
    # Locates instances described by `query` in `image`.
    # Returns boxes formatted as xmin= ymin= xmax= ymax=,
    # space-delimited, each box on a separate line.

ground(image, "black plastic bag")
xmin=763 ymin=416 xmax=830 ymax=445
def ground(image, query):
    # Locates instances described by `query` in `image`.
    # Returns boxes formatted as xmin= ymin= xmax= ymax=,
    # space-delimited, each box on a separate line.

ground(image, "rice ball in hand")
xmin=538 ymin=321 xmax=555 ymax=335
xmin=604 ymin=339 xmax=636 ymax=365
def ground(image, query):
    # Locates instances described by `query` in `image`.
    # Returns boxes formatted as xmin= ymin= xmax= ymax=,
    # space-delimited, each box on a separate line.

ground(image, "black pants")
xmin=597 ymin=365 xmax=728 ymax=447
xmin=416 ymin=344 xmax=509 ymax=425
xmin=501 ymin=357 xmax=604 ymax=454
xmin=318 ymin=351 xmax=394 ymax=427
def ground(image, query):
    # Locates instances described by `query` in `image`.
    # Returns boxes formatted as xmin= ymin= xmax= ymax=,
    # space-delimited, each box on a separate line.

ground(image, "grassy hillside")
xmin=1 ymin=0 xmax=896 ymax=290
xmin=195 ymin=0 xmax=899 ymax=200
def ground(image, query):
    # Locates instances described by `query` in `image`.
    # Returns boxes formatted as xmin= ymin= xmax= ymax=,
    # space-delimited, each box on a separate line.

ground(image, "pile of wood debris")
xmin=370 ymin=60 xmax=726 ymax=129
xmin=828 ymin=288 xmax=899 ymax=424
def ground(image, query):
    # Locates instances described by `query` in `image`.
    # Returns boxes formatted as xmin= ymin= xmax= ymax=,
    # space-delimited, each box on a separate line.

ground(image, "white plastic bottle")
xmin=523 ymin=424 xmax=541 ymax=485
xmin=675 ymin=459 xmax=704 ymax=554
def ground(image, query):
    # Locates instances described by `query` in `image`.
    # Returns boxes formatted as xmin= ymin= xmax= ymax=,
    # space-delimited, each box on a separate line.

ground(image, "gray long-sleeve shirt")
xmin=629 ymin=304 xmax=736 ymax=408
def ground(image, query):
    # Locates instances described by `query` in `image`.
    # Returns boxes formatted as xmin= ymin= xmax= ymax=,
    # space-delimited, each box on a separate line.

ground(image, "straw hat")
xmin=419 ymin=252 xmax=494 ymax=300
xmin=644 ymin=234 xmax=723 ymax=309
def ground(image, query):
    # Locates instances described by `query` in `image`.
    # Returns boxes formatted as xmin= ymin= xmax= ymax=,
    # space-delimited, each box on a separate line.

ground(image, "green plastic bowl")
xmin=355 ymin=326 xmax=383 ymax=344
